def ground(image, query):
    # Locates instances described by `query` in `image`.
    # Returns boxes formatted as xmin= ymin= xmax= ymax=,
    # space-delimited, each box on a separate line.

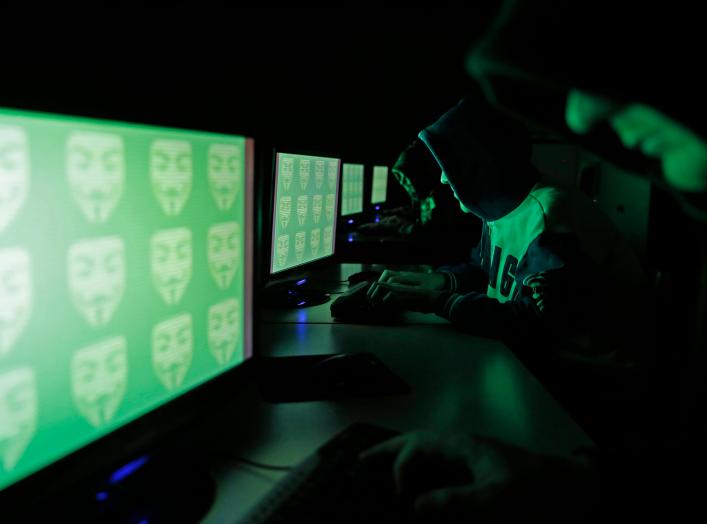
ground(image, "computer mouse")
xmin=330 ymin=280 xmax=401 ymax=323
xmin=331 ymin=280 xmax=374 ymax=318
xmin=309 ymin=353 xmax=387 ymax=396
xmin=347 ymin=270 xmax=382 ymax=286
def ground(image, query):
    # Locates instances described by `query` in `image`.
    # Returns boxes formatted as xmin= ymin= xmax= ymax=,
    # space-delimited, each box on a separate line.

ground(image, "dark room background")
xmin=0 ymin=7 xmax=499 ymax=166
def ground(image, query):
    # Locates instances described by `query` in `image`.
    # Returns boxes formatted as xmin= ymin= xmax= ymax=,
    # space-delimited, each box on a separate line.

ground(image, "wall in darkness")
xmin=0 ymin=7 xmax=498 ymax=167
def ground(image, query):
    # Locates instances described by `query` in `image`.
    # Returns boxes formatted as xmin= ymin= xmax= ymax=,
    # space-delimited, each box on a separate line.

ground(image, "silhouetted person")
xmin=362 ymin=3 xmax=707 ymax=521
xmin=369 ymin=95 xmax=649 ymax=364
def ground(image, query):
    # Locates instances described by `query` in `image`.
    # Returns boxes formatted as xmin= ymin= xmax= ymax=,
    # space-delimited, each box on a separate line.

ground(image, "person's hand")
xmin=368 ymin=281 xmax=445 ymax=313
xmin=359 ymin=432 xmax=476 ymax=501
xmin=379 ymin=214 xmax=407 ymax=228
xmin=357 ymin=215 xmax=410 ymax=236
xmin=368 ymin=270 xmax=446 ymax=307
xmin=360 ymin=431 xmax=595 ymax=523
xmin=380 ymin=206 xmax=414 ymax=220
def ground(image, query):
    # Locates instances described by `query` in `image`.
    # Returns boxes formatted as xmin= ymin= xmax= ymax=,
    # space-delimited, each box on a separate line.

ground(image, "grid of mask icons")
xmin=371 ymin=165 xmax=388 ymax=204
xmin=271 ymin=153 xmax=340 ymax=273
xmin=0 ymin=119 xmax=245 ymax=478
xmin=340 ymin=163 xmax=364 ymax=216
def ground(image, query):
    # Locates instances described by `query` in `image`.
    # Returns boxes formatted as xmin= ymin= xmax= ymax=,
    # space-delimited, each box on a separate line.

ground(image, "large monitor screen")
xmin=270 ymin=152 xmax=340 ymax=274
xmin=0 ymin=108 xmax=253 ymax=491
xmin=340 ymin=163 xmax=364 ymax=216
xmin=371 ymin=165 xmax=388 ymax=204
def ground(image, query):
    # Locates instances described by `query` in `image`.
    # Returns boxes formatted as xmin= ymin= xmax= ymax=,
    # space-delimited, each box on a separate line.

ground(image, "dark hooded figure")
xmin=390 ymin=138 xmax=440 ymax=225
xmin=467 ymin=0 xmax=707 ymax=220
xmin=384 ymin=137 xmax=479 ymax=261
xmin=361 ymin=3 xmax=706 ymax=523
xmin=371 ymin=95 xmax=650 ymax=366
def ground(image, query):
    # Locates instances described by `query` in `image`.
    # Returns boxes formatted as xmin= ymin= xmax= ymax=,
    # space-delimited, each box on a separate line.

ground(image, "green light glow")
xmin=0 ymin=107 xmax=248 ymax=490
xmin=340 ymin=163 xmax=364 ymax=216
xmin=420 ymin=195 xmax=436 ymax=225
xmin=566 ymin=91 xmax=707 ymax=193
xmin=370 ymin=166 xmax=388 ymax=204
xmin=271 ymin=153 xmax=340 ymax=274
xmin=480 ymin=354 xmax=531 ymax=439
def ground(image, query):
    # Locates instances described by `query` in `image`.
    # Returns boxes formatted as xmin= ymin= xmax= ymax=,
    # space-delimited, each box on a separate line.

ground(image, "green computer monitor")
xmin=270 ymin=151 xmax=341 ymax=275
xmin=0 ymin=107 xmax=254 ymax=504
xmin=370 ymin=165 xmax=388 ymax=205
xmin=340 ymin=163 xmax=364 ymax=217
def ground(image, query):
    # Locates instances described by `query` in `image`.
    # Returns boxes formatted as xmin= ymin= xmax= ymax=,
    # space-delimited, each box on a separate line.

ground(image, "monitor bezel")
xmin=267 ymin=147 xmax=342 ymax=278
xmin=0 ymin=113 xmax=257 ymax=513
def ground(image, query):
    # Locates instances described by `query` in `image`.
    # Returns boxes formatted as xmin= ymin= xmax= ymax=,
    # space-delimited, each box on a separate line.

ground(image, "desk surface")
xmin=198 ymin=316 xmax=592 ymax=523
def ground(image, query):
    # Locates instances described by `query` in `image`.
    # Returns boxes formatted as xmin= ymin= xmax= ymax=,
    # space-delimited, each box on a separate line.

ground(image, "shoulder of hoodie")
xmin=526 ymin=182 xmax=615 ymax=235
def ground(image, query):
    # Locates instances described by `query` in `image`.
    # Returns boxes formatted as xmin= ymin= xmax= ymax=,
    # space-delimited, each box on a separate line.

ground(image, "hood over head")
xmin=391 ymin=138 xmax=441 ymax=197
xmin=418 ymin=95 xmax=537 ymax=221
xmin=466 ymin=0 xmax=707 ymax=219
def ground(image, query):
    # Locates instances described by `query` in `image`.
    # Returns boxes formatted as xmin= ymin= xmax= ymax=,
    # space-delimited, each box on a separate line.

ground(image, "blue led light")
xmin=347 ymin=219 xmax=354 ymax=225
xmin=109 ymin=455 xmax=149 ymax=485
xmin=295 ymin=278 xmax=307 ymax=286
xmin=347 ymin=234 xmax=354 ymax=243
xmin=374 ymin=217 xmax=380 ymax=223
xmin=297 ymin=301 xmax=306 ymax=307
xmin=375 ymin=205 xmax=380 ymax=211
xmin=96 ymin=491 xmax=109 ymax=501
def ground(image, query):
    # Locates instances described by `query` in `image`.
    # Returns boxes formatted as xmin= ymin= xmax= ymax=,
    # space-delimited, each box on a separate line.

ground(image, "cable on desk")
xmin=231 ymin=457 xmax=294 ymax=471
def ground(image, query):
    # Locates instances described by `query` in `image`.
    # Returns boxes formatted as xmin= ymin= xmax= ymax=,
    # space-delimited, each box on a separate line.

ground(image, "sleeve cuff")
xmin=434 ymin=291 xmax=463 ymax=319
xmin=437 ymin=270 xmax=457 ymax=292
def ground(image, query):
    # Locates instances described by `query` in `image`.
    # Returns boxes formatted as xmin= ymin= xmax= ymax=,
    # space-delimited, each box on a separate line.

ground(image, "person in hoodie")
xmin=466 ymin=0 xmax=707 ymax=220
xmin=355 ymin=138 xmax=478 ymax=263
xmin=389 ymin=137 xmax=474 ymax=231
xmin=368 ymin=94 xmax=649 ymax=362
xmin=361 ymin=3 xmax=707 ymax=523
xmin=358 ymin=137 xmax=479 ymax=261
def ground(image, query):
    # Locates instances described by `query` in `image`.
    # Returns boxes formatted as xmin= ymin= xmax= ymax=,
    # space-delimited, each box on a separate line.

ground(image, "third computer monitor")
xmin=270 ymin=151 xmax=341 ymax=275
xmin=340 ymin=163 xmax=364 ymax=217
xmin=370 ymin=165 xmax=388 ymax=206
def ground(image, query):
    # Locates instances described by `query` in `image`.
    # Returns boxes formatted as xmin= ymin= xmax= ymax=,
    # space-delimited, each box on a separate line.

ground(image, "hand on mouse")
xmin=368 ymin=270 xmax=447 ymax=310
xmin=370 ymin=282 xmax=445 ymax=313
xmin=357 ymin=215 xmax=408 ymax=234
xmin=360 ymin=431 xmax=595 ymax=522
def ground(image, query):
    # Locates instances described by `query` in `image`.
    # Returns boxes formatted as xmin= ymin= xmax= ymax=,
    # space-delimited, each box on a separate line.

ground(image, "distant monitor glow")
xmin=340 ymin=163 xmax=364 ymax=216
xmin=270 ymin=152 xmax=340 ymax=274
xmin=0 ymin=107 xmax=254 ymax=492
xmin=371 ymin=165 xmax=388 ymax=204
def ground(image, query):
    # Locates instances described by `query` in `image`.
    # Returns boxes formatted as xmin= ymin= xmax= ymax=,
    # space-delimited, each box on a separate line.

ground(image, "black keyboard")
xmin=240 ymin=423 xmax=409 ymax=523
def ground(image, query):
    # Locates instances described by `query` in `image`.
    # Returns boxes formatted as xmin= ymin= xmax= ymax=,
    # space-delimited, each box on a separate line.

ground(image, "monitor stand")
xmin=52 ymin=451 xmax=216 ymax=523
xmin=263 ymin=277 xmax=331 ymax=308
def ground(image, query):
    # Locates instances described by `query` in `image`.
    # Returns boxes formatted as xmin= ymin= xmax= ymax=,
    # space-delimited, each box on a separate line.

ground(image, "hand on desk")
xmin=368 ymin=270 xmax=446 ymax=313
xmin=360 ymin=431 xmax=595 ymax=522
xmin=357 ymin=215 xmax=410 ymax=235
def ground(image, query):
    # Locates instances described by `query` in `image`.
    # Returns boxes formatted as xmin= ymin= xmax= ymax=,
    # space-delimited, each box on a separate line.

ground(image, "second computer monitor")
xmin=340 ymin=163 xmax=364 ymax=217
xmin=370 ymin=165 xmax=389 ymax=205
xmin=270 ymin=152 xmax=341 ymax=274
